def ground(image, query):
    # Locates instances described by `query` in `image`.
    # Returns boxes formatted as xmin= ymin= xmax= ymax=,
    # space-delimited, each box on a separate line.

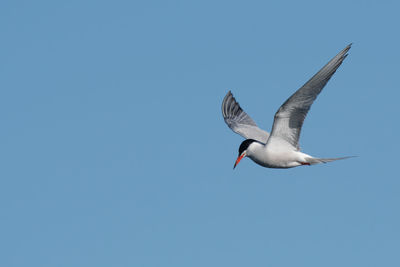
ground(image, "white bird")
xmin=222 ymin=44 xmax=353 ymax=169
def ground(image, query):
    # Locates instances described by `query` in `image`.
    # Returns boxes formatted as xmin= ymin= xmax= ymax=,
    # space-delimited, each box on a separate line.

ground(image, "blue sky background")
xmin=1 ymin=1 xmax=399 ymax=266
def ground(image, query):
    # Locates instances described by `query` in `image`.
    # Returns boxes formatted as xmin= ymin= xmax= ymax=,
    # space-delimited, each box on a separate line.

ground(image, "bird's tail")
xmin=305 ymin=156 xmax=355 ymax=165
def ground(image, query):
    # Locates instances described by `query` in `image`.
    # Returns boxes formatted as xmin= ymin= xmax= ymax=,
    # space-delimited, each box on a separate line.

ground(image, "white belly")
xmin=249 ymin=151 xmax=302 ymax=168
xmin=246 ymin=140 xmax=309 ymax=169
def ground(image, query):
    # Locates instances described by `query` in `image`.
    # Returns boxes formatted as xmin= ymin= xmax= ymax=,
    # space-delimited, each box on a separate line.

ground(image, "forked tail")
xmin=306 ymin=156 xmax=355 ymax=165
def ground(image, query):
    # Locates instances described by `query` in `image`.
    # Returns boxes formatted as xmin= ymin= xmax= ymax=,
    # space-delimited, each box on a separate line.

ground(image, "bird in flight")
xmin=222 ymin=44 xmax=353 ymax=169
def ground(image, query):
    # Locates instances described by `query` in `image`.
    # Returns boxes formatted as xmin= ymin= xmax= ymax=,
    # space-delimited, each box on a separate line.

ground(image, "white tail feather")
xmin=306 ymin=156 xmax=355 ymax=165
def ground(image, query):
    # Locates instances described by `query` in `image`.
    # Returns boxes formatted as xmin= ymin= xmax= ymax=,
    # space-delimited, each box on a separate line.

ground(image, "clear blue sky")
xmin=1 ymin=1 xmax=399 ymax=266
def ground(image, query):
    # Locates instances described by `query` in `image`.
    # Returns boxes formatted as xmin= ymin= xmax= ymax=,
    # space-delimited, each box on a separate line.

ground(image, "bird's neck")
xmin=246 ymin=141 xmax=265 ymax=156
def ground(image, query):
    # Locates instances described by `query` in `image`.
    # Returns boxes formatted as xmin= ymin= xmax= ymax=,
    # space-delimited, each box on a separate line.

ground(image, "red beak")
xmin=233 ymin=153 xmax=246 ymax=169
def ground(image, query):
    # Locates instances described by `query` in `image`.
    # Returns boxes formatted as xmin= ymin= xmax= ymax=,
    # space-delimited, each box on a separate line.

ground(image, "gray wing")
xmin=222 ymin=91 xmax=269 ymax=143
xmin=270 ymin=44 xmax=352 ymax=150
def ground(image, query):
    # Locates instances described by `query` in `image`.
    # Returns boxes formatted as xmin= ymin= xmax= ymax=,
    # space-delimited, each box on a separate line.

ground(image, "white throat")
xmin=245 ymin=141 xmax=265 ymax=157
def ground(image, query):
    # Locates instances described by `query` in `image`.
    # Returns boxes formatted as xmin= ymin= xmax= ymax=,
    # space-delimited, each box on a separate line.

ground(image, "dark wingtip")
xmin=343 ymin=43 xmax=352 ymax=54
xmin=222 ymin=91 xmax=232 ymax=117
xmin=222 ymin=90 xmax=240 ymax=119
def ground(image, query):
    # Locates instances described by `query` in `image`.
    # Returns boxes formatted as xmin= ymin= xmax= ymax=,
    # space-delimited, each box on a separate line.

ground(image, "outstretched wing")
xmin=222 ymin=91 xmax=269 ymax=143
xmin=269 ymin=44 xmax=352 ymax=150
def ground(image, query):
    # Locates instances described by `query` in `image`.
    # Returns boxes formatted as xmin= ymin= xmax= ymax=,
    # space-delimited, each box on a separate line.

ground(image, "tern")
xmin=222 ymin=44 xmax=353 ymax=169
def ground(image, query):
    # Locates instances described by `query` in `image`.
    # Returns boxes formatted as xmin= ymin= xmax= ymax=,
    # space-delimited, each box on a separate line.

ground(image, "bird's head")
xmin=233 ymin=139 xmax=257 ymax=169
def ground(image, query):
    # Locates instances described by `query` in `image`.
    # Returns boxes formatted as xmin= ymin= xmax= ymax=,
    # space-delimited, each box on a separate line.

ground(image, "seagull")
xmin=222 ymin=44 xmax=353 ymax=169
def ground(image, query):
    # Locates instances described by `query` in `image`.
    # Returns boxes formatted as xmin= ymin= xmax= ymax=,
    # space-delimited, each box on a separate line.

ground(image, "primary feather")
xmin=269 ymin=44 xmax=352 ymax=150
xmin=222 ymin=91 xmax=270 ymax=143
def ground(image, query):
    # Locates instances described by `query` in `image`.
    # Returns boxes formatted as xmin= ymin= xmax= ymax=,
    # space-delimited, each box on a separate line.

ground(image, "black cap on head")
xmin=238 ymin=139 xmax=256 ymax=155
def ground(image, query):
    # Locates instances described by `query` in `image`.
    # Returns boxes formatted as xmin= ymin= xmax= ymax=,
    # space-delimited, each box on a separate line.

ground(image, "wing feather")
xmin=269 ymin=44 xmax=352 ymax=149
xmin=222 ymin=91 xmax=269 ymax=143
